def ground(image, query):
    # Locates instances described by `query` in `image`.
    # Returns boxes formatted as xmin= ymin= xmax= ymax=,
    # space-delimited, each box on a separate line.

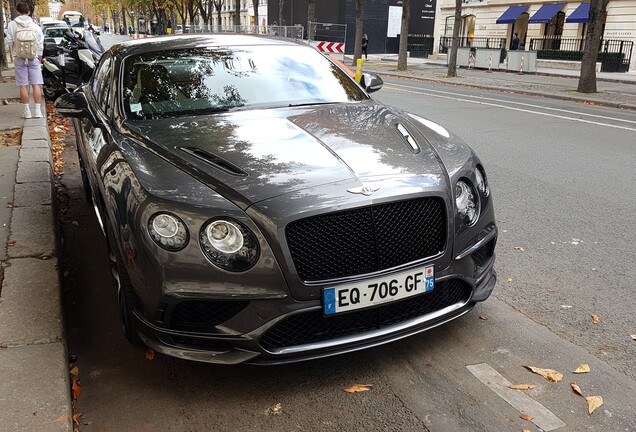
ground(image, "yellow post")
xmin=355 ymin=58 xmax=364 ymax=83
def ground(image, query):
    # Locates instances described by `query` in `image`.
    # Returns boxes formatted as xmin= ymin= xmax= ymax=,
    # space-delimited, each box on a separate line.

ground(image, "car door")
xmin=77 ymin=54 xmax=114 ymax=206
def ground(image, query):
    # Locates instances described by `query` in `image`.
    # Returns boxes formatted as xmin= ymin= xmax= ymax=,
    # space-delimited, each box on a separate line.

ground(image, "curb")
xmin=0 ymin=100 xmax=73 ymax=431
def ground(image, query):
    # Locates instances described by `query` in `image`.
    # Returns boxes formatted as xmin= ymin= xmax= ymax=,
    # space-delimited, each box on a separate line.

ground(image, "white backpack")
xmin=14 ymin=21 xmax=37 ymax=59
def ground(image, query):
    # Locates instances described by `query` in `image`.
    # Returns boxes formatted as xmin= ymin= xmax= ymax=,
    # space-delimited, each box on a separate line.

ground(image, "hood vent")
xmin=179 ymin=147 xmax=247 ymax=177
xmin=396 ymin=123 xmax=420 ymax=154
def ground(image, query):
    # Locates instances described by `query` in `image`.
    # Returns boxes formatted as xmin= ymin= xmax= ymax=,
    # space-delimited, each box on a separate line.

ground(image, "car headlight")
xmin=200 ymin=219 xmax=260 ymax=271
xmin=455 ymin=180 xmax=479 ymax=226
xmin=148 ymin=213 xmax=189 ymax=251
xmin=475 ymin=166 xmax=489 ymax=197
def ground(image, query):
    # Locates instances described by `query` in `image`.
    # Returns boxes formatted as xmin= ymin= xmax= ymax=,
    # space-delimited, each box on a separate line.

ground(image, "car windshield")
xmin=45 ymin=28 xmax=67 ymax=37
xmin=83 ymin=30 xmax=104 ymax=54
xmin=122 ymin=45 xmax=368 ymax=119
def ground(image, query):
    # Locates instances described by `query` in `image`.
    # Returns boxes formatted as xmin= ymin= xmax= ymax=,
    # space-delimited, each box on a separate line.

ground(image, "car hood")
xmin=124 ymin=101 xmax=447 ymax=209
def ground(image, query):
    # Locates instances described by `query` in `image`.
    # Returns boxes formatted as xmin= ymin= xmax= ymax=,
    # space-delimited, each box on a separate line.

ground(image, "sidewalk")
xmin=1 ymin=52 xmax=636 ymax=432
xmin=0 ymin=68 xmax=72 ymax=432
xmin=359 ymin=54 xmax=636 ymax=110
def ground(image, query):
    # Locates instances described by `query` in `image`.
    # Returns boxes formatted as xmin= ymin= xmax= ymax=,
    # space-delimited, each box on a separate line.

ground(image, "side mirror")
xmin=361 ymin=72 xmax=383 ymax=93
xmin=54 ymin=92 xmax=98 ymax=125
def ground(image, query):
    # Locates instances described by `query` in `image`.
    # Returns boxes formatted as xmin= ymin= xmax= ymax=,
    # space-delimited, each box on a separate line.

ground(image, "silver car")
xmin=55 ymin=35 xmax=497 ymax=364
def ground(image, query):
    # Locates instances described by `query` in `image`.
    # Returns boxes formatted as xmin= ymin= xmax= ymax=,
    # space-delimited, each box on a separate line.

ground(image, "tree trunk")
xmin=447 ymin=0 xmax=462 ymax=77
xmin=213 ymin=0 xmax=223 ymax=27
xmin=397 ymin=0 xmax=410 ymax=70
xmin=352 ymin=0 xmax=365 ymax=66
xmin=252 ymin=0 xmax=259 ymax=31
xmin=278 ymin=0 xmax=285 ymax=26
xmin=234 ymin=0 xmax=240 ymax=26
xmin=121 ymin=7 xmax=128 ymax=35
xmin=577 ymin=0 xmax=609 ymax=93
xmin=0 ymin=0 xmax=7 ymax=70
xmin=307 ymin=0 xmax=315 ymax=39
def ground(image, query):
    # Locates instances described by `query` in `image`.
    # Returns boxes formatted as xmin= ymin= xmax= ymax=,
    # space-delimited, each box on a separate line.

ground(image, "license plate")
xmin=323 ymin=265 xmax=434 ymax=315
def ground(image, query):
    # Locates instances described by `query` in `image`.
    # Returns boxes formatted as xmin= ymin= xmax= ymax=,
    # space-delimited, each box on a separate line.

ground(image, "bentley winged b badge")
xmin=347 ymin=185 xmax=380 ymax=196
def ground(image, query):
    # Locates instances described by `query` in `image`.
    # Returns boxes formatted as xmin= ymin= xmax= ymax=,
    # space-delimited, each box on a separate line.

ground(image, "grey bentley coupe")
xmin=55 ymin=34 xmax=497 ymax=364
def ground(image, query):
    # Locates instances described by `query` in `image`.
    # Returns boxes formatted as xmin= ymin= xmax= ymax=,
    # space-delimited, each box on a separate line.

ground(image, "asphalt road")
xmin=59 ymin=35 xmax=636 ymax=431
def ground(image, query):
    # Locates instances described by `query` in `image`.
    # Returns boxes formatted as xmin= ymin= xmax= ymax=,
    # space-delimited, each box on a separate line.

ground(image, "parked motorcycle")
xmin=42 ymin=30 xmax=104 ymax=101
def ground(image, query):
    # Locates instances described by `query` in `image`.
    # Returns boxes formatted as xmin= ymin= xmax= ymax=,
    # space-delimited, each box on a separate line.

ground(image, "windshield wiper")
xmin=287 ymin=101 xmax=338 ymax=108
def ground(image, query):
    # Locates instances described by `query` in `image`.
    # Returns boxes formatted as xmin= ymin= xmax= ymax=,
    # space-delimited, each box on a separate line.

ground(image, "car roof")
xmin=109 ymin=34 xmax=306 ymax=59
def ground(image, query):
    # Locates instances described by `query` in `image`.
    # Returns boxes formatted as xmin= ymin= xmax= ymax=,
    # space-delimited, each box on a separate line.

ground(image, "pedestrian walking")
xmin=5 ymin=2 xmax=45 ymax=119
xmin=511 ymin=33 xmax=520 ymax=50
xmin=362 ymin=33 xmax=369 ymax=60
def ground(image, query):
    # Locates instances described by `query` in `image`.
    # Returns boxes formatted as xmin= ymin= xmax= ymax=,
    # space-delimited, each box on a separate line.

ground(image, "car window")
xmin=122 ymin=45 xmax=368 ymax=119
xmin=45 ymin=28 xmax=66 ymax=37
xmin=92 ymin=55 xmax=113 ymax=112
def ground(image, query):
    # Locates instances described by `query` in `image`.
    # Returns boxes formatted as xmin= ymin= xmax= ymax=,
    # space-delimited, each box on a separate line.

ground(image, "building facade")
xmin=434 ymin=0 xmax=636 ymax=71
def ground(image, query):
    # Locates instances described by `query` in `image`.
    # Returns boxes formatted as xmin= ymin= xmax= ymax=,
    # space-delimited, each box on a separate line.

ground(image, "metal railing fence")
xmin=530 ymin=37 xmax=633 ymax=72
xmin=439 ymin=36 xmax=507 ymax=53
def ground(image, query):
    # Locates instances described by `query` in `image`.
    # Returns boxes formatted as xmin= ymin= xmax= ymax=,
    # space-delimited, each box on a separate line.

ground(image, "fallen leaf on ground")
xmin=69 ymin=366 xmax=79 ymax=377
xmin=265 ymin=403 xmax=282 ymax=415
xmin=523 ymin=365 xmax=563 ymax=382
xmin=586 ymin=396 xmax=603 ymax=414
xmin=631 ymin=334 xmax=636 ymax=340
xmin=40 ymin=255 xmax=50 ymax=260
xmin=591 ymin=314 xmax=600 ymax=324
xmin=46 ymin=416 xmax=70 ymax=424
xmin=344 ymin=384 xmax=373 ymax=393
xmin=522 ymin=430 xmax=531 ymax=432
xmin=572 ymin=364 xmax=590 ymax=374
xmin=71 ymin=378 xmax=82 ymax=401
xmin=479 ymin=315 xmax=489 ymax=320
xmin=514 ymin=246 xmax=525 ymax=251
xmin=507 ymin=278 xmax=513 ymax=283
xmin=7 ymin=240 xmax=16 ymax=246
xmin=570 ymin=382 xmax=584 ymax=396
xmin=520 ymin=413 xmax=534 ymax=421
xmin=145 ymin=348 xmax=155 ymax=360
xmin=72 ymin=413 xmax=82 ymax=425
xmin=510 ymin=384 xmax=537 ymax=390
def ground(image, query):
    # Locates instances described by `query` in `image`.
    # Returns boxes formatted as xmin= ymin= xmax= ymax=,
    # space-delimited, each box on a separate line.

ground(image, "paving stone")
xmin=21 ymin=138 xmax=50 ymax=149
xmin=19 ymin=147 xmax=53 ymax=164
xmin=13 ymin=182 xmax=53 ymax=207
xmin=7 ymin=206 xmax=55 ymax=258
xmin=16 ymin=161 xmax=52 ymax=184
xmin=21 ymin=125 xmax=49 ymax=142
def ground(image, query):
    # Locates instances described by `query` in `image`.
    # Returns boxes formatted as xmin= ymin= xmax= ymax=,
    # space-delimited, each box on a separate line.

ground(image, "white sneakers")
xmin=21 ymin=104 xmax=44 ymax=119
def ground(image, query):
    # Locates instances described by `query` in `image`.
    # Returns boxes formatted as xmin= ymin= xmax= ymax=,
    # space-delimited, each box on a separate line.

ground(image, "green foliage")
xmin=537 ymin=49 xmax=625 ymax=62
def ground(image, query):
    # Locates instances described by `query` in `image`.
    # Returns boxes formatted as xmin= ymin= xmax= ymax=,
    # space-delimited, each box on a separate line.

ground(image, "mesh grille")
xmin=169 ymin=300 xmax=249 ymax=331
xmin=286 ymin=198 xmax=446 ymax=282
xmin=259 ymin=279 xmax=471 ymax=350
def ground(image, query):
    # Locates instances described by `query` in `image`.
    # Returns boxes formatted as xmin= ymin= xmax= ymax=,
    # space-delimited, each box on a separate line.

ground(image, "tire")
xmin=104 ymin=217 xmax=144 ymax=346
xmin=42 ymin=76 xmax=65 ymax=101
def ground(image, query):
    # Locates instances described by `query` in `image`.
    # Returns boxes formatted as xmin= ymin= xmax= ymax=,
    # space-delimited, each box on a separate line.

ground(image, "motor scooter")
xmin=41 ymin=30 xmax=104 ymax=101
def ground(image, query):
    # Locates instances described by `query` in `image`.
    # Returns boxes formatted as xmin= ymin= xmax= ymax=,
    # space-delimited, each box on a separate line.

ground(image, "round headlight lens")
xmin=455 ymin=180 xmax=479 ymax=226
xmin=200 ymin=219 xmax=260 ymax=271
xmin=148 ymin=213 xmax=189 ymax=251
xmin=475 ymin=167 xmax=489 ymax=197
xmin=205 ymin=220 xmax=244 ymax=254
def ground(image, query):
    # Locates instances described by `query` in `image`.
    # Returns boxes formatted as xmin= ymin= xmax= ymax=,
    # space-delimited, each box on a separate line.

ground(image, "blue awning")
xmin=529 ymin=3 xmax=565 ymax=23
xmin=496 ymin=5 xmax=529 ymax=24
xmin=566 ymin=3 xmax=590 ymax=23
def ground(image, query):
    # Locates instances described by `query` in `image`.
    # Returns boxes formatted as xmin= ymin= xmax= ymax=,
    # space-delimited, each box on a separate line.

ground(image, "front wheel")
xmin=42 ymin=76 xmax=65 ymax=101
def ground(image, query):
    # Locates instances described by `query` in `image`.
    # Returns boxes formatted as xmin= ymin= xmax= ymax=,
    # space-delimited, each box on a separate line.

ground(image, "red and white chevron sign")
xmin=316 ymin=41 xmax=344 ymax=54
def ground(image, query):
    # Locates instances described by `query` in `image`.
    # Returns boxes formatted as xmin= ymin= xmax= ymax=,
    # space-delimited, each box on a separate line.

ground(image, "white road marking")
xmin=384 ymin=83 xmax=636 ymax=133
xmin=467 ymin=363 xmax=566 ymax=431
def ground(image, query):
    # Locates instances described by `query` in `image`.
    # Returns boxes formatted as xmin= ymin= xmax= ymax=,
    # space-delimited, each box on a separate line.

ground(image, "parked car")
xmin=174 ymin=24 xmax=183 ymax=34
xmin=41 ymin=20 xmax=69 ymax=33
xmin=54 ymin=34 xmax=497 ymax=365
xmin=44 ymin=26 xmax=70 ymax=44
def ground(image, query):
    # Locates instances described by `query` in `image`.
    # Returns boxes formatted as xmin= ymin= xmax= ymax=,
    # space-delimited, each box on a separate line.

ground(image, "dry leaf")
xmin=71 ymin=378 xmax=82 ymax=401
xmin=507 ymin=278 xmax=513 ymax=283
xmin=591 ymin=314 xmax=600 ymax=324
xmin=145 ymin=348 xmax=155 ymax=361
xmin=572 ymin=364 xmax=590 ymax=374
xmin=520 ymin=413 xmax=534 ymax=421
xmin=514 ymin=246 xmax=525 ymax=251
xmin=69 ymin=366 xmax=79 ymax=377
xmin=265 ymin=403 xmax=282 ymax=415
xmin=40 ymin=255 xmax=50 ymax=260
xmin=479 ymin=315 xmax=489 ymax=320
xmin=570 ymin=382 xmax=584 ymax=397
xmin=7 ymin=240 xmax=16 ymax=247
xmin=586 ymin=396 xmax=603 ymax=414
xmin=72 ymin=413 xmax=82 ymax=425
xmin=344 ymin=384 xmax=373 ymax=393
xmin=46 ymin=416 xmax=70 ymax=424
xmin=523 ymin=365 xmax=563 ymax=382
xmin=522 ymin=430 xmax=531 ymax=432
xmin=630 ymin=334 xmax=635 ymax=340
xmin=510 ymin=384 xmax=537 ymax=390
